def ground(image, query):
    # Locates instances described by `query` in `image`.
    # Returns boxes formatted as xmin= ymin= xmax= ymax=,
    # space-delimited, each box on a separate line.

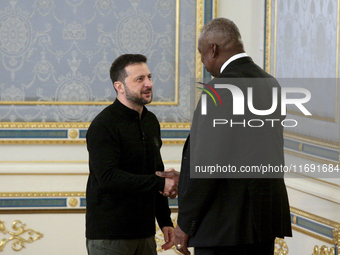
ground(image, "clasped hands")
xmin=157 ymin=168 xmax=191 ymax=254
xmin=156 ymin=168 xmax=180 ymax=199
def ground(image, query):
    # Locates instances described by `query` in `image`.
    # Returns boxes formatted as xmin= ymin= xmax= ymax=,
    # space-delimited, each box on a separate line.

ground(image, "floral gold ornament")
xmin=68 ymin=198 xmax=78 ymax=207
xmin=312 ymin=245 xmax=335 ymax=255
xmin=68 ymin=129 xmax=79 ymax=139
xmin=274 ymin=238 xmax=289 ymax=255
xmin=0 ymin=220 xmax=43 ymax=252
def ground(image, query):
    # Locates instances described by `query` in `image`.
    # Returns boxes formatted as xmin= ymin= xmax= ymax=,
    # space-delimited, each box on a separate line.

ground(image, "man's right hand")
xmin=156 ymin=168 xmax=180 ymax=199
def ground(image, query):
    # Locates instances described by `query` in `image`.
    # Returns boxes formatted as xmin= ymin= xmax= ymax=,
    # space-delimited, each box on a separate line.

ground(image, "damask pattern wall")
xmin=266 ymin=0 xmax=339 ymax=143
xmin=0 ymin=0 xmax=196 ymax=122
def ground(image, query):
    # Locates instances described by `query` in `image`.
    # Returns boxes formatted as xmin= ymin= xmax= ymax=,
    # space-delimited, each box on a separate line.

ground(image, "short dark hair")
xmin=200 ymin=18 xmax=244 ymax=51
xmin=110 ymin=54 xmax=147 ymax=87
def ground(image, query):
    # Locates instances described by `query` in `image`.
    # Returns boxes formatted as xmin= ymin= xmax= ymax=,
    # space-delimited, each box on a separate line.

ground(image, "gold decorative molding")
xmin=160 ymin=122 xmax=190 ymax=129
xmin=68 ymin=198 xmax=78 ymax=207
xmin=162 ymin=139 xmax=186 ymax=145
xmin=0 ymin=220 xmax=43 ymax=252
xmin=0 ymin=139 xmax=186 ymax=145
xmin=333 ymin=228 xmax=340 ymax=250
xmin=68 ymin=129 xmax=78 ymax=139
xmin=0 ymin=140 xmax=87 ymax=145
xmin=213 ymin=0 xmax=218 ymax=19
xmin=290 ymin=207 xmax=340 ymax=229
xmin=274 ymin=238 xmax=289 ymax=255
xmin=0 ymin=122 xmax=190 ymax=129
xmin=292 ymin=225 xmax=334 ymax=245
xmin=291 ymin=207 xmax=340 ymax=248
xmin=265 ymin=0 xmax=272 ymax=73
xmin=196 ymin=0 xmax=203 ymax=80
xmin=0 ymin=192 xmax=85 ymax=197
xmin=0 ymin=122 xmax=90 ymax=128
xmin=312 ymin=245 xmax=335 ymax=255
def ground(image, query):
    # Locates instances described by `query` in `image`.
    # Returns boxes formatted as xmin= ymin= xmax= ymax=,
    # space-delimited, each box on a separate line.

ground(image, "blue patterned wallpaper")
xmin=267 ymin=0 xmax=339 ymax=142
xmin=0 ymin=0 xmax=196 ymax=122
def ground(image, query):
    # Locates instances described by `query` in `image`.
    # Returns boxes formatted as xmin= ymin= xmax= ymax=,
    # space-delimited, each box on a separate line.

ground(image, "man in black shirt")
xmin=86 ymin=54 xmax=176 ymax=255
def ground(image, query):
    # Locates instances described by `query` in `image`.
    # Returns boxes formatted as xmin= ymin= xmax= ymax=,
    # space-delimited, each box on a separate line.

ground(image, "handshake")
xmin=156 ymin=168 xmax=180 ymax=199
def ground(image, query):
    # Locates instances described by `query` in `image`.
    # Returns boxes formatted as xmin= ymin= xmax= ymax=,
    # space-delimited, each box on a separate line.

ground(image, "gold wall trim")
xmin=0 ymin=160 xmax=88 ymax=163
xmin=265 ymin=0 xmax=272 ymax=73
xmin=213 ymin=0 xmax=218 ymax=19
xmin=0 ymin=208 xmax=179 ymax=214
xmin=0 ymin=209 xmax=86 ymax=214
xmin=290 ymin=207 xmax=340 ymax=229
xmin=0 ymin=220 xmax=43 ymax=252
xmin=0 ymin=139 xmax=185 ymax=145
xmin=0 ymin=192 xmax=86 ymax=197
xmin=162 ymin=139 xmax=186 ymax=145
xmin=0 ymin=140 xmax=87 ymax=144
xmin=0 ymin=122 xmax=90 ymax=128
xmin=284 ymin=131 xmax=339 ymax=150
xmin=292 ymin=225 xmax=334 ymax=245
xmin=0 ymin=122 xmax=190 ymax=129
xmin=160 ymin=122 xmax=190 ymax=129
xmin=196 ymin=0 xmax=203 ymax=80
xmin=0 ymin=160 xmax=181 ymax=164
xmin=0 ymin=173 xmax=89 ymax=176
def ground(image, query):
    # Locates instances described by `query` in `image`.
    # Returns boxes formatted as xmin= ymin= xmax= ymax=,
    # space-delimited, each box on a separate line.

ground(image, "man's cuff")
xmin=156 ymin=175 xmax=165 ymax=192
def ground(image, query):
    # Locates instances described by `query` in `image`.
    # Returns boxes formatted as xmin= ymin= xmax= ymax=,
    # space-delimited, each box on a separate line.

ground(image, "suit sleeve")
xmin=87 ymin=120 xmax=165 ymax=193
xmin=178 ymin=81 xmax=235 ymax=236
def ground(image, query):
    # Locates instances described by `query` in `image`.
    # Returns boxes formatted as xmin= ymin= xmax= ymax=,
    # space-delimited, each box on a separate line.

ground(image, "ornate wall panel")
xmin=265 ymin=0 xmax=340 ymax=166
xmin=0 ymin=0 xmax=197 ymax=123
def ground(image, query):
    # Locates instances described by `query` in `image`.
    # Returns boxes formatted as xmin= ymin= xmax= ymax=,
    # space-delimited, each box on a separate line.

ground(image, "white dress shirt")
xmin=220 ymin=53 xmax=248 ymax=73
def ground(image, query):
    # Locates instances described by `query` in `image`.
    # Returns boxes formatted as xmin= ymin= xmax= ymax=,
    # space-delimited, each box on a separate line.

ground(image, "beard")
xmin=124 ymin=84 xmax=152 ymax=106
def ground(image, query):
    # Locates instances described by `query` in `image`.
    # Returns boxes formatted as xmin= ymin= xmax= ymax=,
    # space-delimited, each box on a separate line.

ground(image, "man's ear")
xmin=210 ymin=43 xmax=218 ymax=58
xmin=114 ymin=81 xmax=124 ymax=94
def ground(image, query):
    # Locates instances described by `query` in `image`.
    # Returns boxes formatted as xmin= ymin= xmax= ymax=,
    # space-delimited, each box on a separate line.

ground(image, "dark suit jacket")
xmin=177 ymin=57 xmax=292 ymax=247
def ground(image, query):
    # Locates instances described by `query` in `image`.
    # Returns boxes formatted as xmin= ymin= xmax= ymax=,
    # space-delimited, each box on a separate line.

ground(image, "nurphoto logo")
xmin=197 ymin=82 xmax=312 ymax=128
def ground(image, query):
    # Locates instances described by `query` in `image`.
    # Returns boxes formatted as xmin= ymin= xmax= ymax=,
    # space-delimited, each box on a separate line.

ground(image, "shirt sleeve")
xmin=155 ymin=193 xmax=173 ymax=229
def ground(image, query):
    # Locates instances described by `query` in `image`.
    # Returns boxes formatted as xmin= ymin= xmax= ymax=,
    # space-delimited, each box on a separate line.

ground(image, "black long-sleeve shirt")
xmin=86 ymin=99 xmax=173 ymax=239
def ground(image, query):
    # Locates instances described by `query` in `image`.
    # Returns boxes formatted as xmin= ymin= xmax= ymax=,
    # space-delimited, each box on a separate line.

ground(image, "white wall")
xmin=217 ymin=0 xmax=265 ymax=68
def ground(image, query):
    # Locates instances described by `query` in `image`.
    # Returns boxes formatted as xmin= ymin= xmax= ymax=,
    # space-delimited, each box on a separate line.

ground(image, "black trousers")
xmin=194 ymin=239 xmax=275 ymax=255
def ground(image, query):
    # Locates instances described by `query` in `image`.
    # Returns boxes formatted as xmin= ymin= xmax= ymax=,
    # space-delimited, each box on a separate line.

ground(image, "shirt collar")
xmin=114 ymin=99 xmax=148 ymax=120
xmin=220 ymin=53 xmax=248 ymax=73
